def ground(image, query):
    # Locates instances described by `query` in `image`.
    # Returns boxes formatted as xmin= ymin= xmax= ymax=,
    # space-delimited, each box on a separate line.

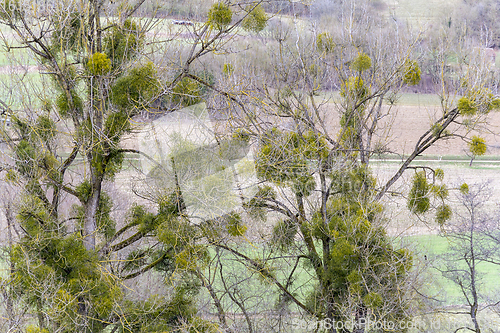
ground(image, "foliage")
xmin=0 ymin=2 xmax=223 ymax=331
xmin=104 ymin=111 xmax=131 ymax=143
xmin=468 ymin=135 xmax=487 ymax=157
xmin=431 ymin=184 xmax=449 ymax=200
xmin=256 ymin=128 xmax=330 ymax=195
xmin=436 ymin=204 xmax=452 ymax=225
xmin=304 ymin=167 xmax=412 ymax=325
xmin=340 ymin=76 xmax=369 ymax=101
xmin=111 ymin=62 xmax=160 ymax=110
xmin=244 ymin=185 xmax=276 ymax=221
xmin=2 ymin=0 xmax=500 ymax=331
xmin=171 ymin=76 xmax=204 ymax=107
xmin=242 ymin=3 xmax=268 ymax=33
xmin=434 ymin=168 xmax=444 ymax=181
xmin=408 ymin=170 xmax=452 ymax=223
xmin=56 ymin=90 xmax=83 ymax=118
xmin=11 ymin=227 xmax=123 ymax=331
xmin=403 ymin=60 xmax=421 ymax=85
xmin=252 ymin=114 xmax=413 ymax=325
xmin=207 ymin=3 xmax=232 ymax=29
xmin=351 ymin=52 xmax=372 ymax=72
xmin=103 ymin=19 xmax=143 ymax=69
xmin=316 ymin=32 xmax=334 ymax=53
xmin=35 ymin=115 xmax=57 ymax=142
xmin=225 ymin=212 xmax=247 ymax=236
xmin=51 ymin=12 xmax=83 ymax=52
xmin=458 ymin=89 xmax=500 ymax=116
xmin=408 ymin=171 xmax=430 ymax=214
xmin=458 ymin=96 xmax=477 ymax=116
xmin=222 ymin=63 xmax=234 ymax=76
xmin=118 ymin=290 xmax=201 ymax=332
xmin=271 ymin=219 xmax=298 ymax=252
xmin=14 ymin=140 xmax=37 ymax=177
xmin=87 ymin=52 xmax=111 ymax=76
xmin=26 ymin=326 xmax=49 ymax=333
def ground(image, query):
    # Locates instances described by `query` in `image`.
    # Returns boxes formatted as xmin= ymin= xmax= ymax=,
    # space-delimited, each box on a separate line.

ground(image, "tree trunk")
xmin=5 ymin=202 xmax=15 ymax=331
xmin=353 ymin=305 xmax=368 ymax=333
xmin=325 ymin=299 xmax=337 ymax=333
xmin=196 ymin=267 xmax=233 ymax=333
xmin=470 ymin=238 xmax=481 ymax=332
xmin=36 ymin=299 xmax=46 ymax=331
xmin=83 ymin=0 xmax=104 ymax=252
xmin=83 ymin=175 xmax=102 ymax=251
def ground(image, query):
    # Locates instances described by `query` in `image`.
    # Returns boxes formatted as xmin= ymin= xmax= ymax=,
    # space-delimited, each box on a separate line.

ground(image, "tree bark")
xmin=5 ymin=202 xmax=15 ymax=331
xmin=376 ymin=108 xmax=459 ymax=200
xmin=197 ymin=264 xmax=233 ymax=333
xmin=83 ymin=173 xmax=102 ymax=251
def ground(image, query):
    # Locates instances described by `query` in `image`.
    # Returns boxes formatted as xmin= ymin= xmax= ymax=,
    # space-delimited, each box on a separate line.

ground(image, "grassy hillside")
xmin=387 ymin=0 xmax=459 ymax=23
xmin=408 ymin=234 xmax=500 ymax=305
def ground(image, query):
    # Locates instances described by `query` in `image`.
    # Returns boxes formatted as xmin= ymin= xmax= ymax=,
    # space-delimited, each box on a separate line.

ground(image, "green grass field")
xmin=404 ymin=234 xmax=500 ymax=305
xmin=196 ymin=232 xmax=500 ymax=315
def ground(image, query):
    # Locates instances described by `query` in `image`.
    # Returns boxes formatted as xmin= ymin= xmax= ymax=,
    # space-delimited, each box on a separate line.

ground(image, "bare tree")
xmin=436 ymin=182 xmax=500 ymax=333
